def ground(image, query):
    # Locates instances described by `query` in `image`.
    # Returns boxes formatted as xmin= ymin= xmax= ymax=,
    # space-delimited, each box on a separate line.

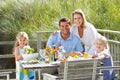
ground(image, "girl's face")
xmin=17 ymin=36 xmax=27 ymax=48
xmin=95 ymin=39 xmax=106 ymax=52
xmin=73 ymin=13 xmax=83 ymax=27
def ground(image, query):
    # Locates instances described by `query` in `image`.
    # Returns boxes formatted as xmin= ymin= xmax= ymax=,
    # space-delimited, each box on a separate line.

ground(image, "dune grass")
xmin=0 ymin=0 xmax=120 ymax=40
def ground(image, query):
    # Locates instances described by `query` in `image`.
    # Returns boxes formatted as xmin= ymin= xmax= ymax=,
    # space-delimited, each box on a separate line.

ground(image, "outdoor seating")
xmin=43 ymin=59 xmax=101 ymax=80
xmin=0 ymin=69 xmax=15 ymax=80
xmin=0 ymin=72 xmax=11 ymax=80
xmin=0 ymin=54 xmax=15 ymax=80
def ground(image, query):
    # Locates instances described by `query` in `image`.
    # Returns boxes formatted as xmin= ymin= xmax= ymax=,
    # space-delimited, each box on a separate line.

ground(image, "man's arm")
xmin=46 ymin=32 xmax=58 ymax=48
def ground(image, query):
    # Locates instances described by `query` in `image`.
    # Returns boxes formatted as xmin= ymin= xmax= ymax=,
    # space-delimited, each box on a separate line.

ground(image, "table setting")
xmin=19 ymin=46 xmax=100 ymax=80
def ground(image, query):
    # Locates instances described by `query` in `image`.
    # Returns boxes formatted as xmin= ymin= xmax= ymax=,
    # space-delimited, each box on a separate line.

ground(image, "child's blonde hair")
xmin=13 ymin=32 xmax=29 ymax=54
xmin=96 ymin=35 xmax=109 ymax=49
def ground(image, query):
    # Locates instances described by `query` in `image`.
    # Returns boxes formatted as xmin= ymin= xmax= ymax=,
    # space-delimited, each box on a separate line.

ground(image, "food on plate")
xmin=60 ymin=58 xmax=67 ymax=62
xmin=65 ymin=52 xmax=83 ymax=58
xmin=68 ymin=56 xmax=72 ymax=59
xmin=83 ymin=53 xmax=89 ymax=58
xmin=28 ymin=59 xmax=39 ymax=63
xmin=73 ymin=55 xmax=79 ymax=58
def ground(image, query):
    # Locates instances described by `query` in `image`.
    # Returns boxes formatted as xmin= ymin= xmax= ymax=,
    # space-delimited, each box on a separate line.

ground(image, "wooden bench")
xmin=0 ymin=69 xmax=15 ymax=80
xmin=43 ymin=59 xmax=101 ymax=80
xmin=0 ymin=54 xmax=15 ymax=80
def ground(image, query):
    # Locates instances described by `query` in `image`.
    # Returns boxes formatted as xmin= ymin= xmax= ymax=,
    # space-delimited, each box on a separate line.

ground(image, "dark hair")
xmin=59 ymin=17 xmax=70 ymax=26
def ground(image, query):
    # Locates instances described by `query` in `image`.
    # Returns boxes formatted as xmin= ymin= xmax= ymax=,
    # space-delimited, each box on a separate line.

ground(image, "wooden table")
xmin=20 ymin=61 xmax=59 ymax=80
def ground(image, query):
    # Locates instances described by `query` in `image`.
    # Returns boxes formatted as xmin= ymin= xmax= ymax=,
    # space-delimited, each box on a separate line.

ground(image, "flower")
xmin=45 ymin=46 xmax=58 ymax=62
xmin=45 ymin=46 xmax=58 ymax=55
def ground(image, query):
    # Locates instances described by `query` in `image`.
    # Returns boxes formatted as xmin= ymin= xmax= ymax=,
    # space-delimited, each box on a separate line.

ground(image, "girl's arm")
xmin=14 ymin=47 xmax=22 ymax=61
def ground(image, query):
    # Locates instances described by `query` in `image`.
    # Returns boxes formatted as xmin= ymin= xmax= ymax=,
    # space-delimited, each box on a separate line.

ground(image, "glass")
xmin=58 ymin=52 xmax=65 ymax=60
xmin=39 ymin=49 xmax=46 ymax=63
xmin=58 ymin=46 xmax=65 ymax=60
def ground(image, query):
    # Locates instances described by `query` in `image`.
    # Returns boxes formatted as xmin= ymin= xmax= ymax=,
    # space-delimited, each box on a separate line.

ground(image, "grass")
xmin=0 ymin=0 xmax=120 ymax=40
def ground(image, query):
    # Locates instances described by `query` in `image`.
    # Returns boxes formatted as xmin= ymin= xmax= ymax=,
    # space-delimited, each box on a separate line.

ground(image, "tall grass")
xmin=0 ymin=0 xmax=120 ymax=40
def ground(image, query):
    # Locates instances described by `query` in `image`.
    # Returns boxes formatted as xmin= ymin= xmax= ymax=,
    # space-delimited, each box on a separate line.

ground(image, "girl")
xmin=92 ymin=36 xmax=114 ymax=80
xmin=13 ymin=32 xmax=34 ymax=80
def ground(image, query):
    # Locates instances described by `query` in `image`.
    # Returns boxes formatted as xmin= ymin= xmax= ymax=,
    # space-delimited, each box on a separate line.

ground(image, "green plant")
xmin=27 ymin=47 xmax=34 ymax=54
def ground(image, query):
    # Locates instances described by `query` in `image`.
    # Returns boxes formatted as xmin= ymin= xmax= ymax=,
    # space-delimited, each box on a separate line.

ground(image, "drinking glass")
xmin=58 ymin=52 xmax=65 ymax=60
xmin=39 ymin=49 xmax=46 ymax=63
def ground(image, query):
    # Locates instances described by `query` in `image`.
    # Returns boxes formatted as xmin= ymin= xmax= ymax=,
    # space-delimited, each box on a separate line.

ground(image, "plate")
xmin=21 ymin=59 xmax=39 ymax=64
xmin=65 ymin=52 xmax=83 ymax=58
xmin=50 ymin=61 xmax=60 ymax=65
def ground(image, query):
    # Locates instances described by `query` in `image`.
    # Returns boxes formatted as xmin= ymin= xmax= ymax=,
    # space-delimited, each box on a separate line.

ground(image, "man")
xmin=47 ymin=17 xmax=83 ymax=53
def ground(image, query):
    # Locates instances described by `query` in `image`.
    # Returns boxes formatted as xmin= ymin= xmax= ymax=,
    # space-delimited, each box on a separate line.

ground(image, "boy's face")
xmin=95 ymin=39 xmax=106 ymax=52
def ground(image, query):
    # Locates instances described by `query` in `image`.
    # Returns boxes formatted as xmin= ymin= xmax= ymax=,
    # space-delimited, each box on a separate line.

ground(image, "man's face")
xmin=59 ymin=21 xmax=70 ymax=35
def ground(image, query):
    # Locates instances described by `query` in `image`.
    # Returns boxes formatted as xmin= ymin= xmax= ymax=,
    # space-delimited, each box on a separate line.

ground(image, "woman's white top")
xmin=70 ymin=22 xmax=99 ymax=53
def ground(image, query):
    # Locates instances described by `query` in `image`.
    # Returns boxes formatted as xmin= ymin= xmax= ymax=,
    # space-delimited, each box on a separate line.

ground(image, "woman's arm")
xmin=86 ymin=23 xmax=99 ymax=52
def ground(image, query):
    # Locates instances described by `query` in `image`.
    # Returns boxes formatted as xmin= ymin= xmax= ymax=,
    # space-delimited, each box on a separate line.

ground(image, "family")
xmin=13 ymin=9 xmax=114 ymax=80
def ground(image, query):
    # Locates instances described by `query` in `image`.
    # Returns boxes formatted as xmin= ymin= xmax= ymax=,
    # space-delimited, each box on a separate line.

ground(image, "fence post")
xmin=37 ymin=32 xmax=41 ymax=52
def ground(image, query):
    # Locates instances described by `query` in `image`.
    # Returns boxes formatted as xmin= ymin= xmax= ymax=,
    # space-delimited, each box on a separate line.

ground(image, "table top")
xmin=20 ymin=61 xmax=60 ymax=69
xmin=20 ymin=57 xmax=99 ymax=69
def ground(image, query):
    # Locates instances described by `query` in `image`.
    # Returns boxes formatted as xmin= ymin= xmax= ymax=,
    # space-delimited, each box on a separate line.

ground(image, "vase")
xmin=49 ymin=54 xmax=54 ymax=62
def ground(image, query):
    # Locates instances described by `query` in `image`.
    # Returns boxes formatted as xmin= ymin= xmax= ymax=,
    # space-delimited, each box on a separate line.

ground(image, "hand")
xmin=92 ymin=54 xmax=97 ymax=58
xmin=51 ymin=30 xmax=60 ymax=35
xmin=16 ymin=54 xmax=22 ymax=61
xmin=51 ymin=31 xmax=57 ymax=35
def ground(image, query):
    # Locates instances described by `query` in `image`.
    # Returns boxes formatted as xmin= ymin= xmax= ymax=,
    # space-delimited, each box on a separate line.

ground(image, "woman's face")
xmin=73 ymin=13 xmax=83 ymax=27
xmin=18 ymin=36 xmax=27 ymax=48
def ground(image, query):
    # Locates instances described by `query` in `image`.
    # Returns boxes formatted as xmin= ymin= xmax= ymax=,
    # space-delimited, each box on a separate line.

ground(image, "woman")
xmin=70 ymin=9 xmax=99 ymax=53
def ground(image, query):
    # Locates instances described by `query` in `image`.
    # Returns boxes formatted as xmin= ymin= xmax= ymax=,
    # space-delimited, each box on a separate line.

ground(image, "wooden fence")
xmin=0 ymin=29 xmax=120 ymax=79
xmin=36 ymin=29 xmax=120 ymax=61
xmin=0 ymin=29 xmax=119 ymax=61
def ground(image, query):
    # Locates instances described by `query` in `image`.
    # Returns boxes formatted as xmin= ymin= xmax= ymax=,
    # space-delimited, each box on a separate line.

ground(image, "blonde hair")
xmin=71 ymin=9 xmax=87 ymax=28
xmin=96 ymin=35 xmax=109 ymax=49
xmin=13 ymin=32 xmax=29 ymax=54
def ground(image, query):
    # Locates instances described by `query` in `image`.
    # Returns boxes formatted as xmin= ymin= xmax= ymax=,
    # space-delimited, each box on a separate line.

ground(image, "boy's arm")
xmin=98 ymin=54 xmax=109 ymax=60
